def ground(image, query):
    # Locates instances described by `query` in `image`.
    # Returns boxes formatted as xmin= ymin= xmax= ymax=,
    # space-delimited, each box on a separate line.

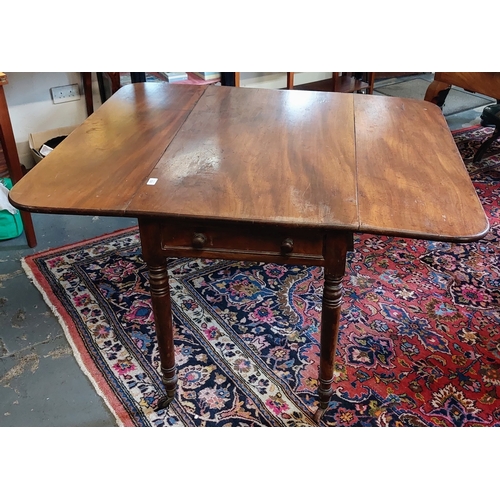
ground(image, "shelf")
xmin=287 ymin=73 xmax=374 ymax=94
xmin=333 ymin=75 xmax=372 ymax=93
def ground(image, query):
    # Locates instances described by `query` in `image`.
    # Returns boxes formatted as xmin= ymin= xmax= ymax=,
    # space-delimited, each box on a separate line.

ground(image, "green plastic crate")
xmin=0 ymin=178 xmax=23 ymax=241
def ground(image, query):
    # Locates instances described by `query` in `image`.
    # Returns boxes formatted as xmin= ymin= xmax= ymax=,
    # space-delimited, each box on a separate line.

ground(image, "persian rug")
xmin=375 ymin=78 xmax=495 ymax=116
xmin=22 ymin=126 xmax=500 ymax=427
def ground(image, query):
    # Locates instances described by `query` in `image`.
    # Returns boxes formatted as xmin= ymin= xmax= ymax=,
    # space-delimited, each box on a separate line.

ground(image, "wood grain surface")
xmin=9 ymin=82 xmax=489 ymax=242
xmin=9 ymin=83 xmax=206 ymax=215
xmin=128 ymin=85 xmax=358 ymax=229
xmin=428 ymin=72 xmax=500 ymax=101
xmin=354 ymin=94 xmax=489 ymax=241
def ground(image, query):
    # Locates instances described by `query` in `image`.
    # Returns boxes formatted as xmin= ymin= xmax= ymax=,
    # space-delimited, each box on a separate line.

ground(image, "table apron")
xmin=138 ymin=217 xmax=354 ymax=268
xmin=157 ymin=220 xmax=330 ymax=265
xmin=158 ymin=246 xmax=326 ymax=266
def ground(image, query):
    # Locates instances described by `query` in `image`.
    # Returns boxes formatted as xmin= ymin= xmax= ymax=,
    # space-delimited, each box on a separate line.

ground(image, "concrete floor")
xmin=0 ymin=75 xmax=495 ymax=426
xmin=0 ymin=213 xmax=137 ymax=426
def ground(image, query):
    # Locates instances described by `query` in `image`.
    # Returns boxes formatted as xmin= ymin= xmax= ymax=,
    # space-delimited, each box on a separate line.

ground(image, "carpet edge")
xmin=23 ymin=225 xmax=139 ymax=260
xmin=452 ymin=125 xmax=483 ymax=135
xmin=20 ymin=255 xmax=128 ymax=427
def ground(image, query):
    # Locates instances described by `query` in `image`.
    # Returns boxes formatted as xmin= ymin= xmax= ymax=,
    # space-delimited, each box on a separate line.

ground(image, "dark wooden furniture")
xmin=425 ymin=73 xmax=500 ymax=164
xmin=81 ymin=72 xmax=146 ymax=115
xmin=288 ymin=72 xmax=375 ymax=93
xmin=0 ymin=73 xmax=37 ymax=247
xmin=474 ymin=124 xmax=500 ymax=164
xmin=9 ymin=83 xmax=489 ymax=418
xmin=473 ymin=103 xmax=500 ymax=164
xmin=424 ymin=72 xmax=500 ymax=107
xmin=231 ymin=73 xmax=375 ymax=93
xmin=0 ymin=143 xmax=8 ymax=178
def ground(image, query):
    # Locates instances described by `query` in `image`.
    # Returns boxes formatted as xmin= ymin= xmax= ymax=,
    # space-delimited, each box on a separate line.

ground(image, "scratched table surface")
xmin=9 ymin=83 xmax=489 ymax=243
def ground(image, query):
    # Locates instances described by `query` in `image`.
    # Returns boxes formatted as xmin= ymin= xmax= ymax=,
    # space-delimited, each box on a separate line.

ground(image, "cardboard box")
xmin=29 ymin=125 xmax=77 ymax=164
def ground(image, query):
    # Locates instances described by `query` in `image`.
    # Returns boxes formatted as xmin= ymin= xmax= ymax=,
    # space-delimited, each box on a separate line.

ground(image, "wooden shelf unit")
xmin=232 ymin=72 xmax=375 ymax=94
xmin=0 ymin=72 xmax=37 ymax=247
xmin=333 ymin=73 xmax=375 ymax=93
xmin=289 ymin=72 xmax=375 ymax=94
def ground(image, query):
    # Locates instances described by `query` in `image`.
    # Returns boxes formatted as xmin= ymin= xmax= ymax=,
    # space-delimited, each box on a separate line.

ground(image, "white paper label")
xmin=40 ymin=144 xmax=54 ymax=157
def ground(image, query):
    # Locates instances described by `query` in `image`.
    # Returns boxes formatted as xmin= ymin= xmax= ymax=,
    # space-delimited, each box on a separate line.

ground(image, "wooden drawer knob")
xmin=281 ymin=238 xmax=294 ymax=254
xmin=192 ymin=233 xmax=207 ymax=249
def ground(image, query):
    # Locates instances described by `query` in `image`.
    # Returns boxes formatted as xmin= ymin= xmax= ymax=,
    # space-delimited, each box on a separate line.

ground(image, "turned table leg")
xmin=148 ymin=262 xmax=177 ymax=410
xmin=318 ymin=273 xmax=344 ymax=407
xmin=139 ymin=219 xmax=177 ymax=410
xmin=317 ymin=232 xmax=352 ymax=416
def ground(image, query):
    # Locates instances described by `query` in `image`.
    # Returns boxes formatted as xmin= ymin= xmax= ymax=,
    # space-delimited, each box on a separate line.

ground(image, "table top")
xmin=9 ymin=82 xmax=489 ymax=242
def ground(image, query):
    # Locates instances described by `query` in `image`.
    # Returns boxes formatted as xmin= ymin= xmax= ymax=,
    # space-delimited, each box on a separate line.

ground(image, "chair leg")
xmin=473 ymin=127 xmax=500 ymax=164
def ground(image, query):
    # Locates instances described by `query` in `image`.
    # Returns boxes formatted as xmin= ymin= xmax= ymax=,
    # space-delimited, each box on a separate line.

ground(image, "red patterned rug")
xmin=22 ymin=126 xmax=500 ymax=426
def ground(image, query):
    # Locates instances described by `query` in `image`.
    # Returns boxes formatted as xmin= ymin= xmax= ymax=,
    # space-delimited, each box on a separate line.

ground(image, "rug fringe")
xmin=20 ymin=257 xmax=125 ymax=427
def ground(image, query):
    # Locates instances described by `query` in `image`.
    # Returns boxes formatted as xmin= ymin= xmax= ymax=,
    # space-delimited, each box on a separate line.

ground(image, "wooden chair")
xmin=424 ymin=72 xmax=500 ymax=107
xmin=424 ymin=74 xmax=500 ymax=165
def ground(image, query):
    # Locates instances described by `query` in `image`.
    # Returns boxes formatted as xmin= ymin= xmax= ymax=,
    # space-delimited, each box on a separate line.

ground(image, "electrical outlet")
xmin=50 ymin=84 xmax=81 ymax=104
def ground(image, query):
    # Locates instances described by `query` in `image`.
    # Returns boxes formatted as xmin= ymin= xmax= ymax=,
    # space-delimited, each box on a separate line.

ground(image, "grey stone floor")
xmin=0 ymin=214 xmax=136 ymax=426
xmin=373 ymin=72 xmax=494 ymax=131
xmin=0 ymin=75 xmax=495 ymax=427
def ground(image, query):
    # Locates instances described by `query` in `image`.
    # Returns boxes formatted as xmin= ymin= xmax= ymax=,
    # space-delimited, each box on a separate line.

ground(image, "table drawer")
xmin=160 ymin=222 xmax=324 ymax=258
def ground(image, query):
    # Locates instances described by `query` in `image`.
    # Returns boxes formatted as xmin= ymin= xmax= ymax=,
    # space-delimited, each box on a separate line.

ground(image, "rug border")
xmin=452 ymin=125 xmax=483 ymax=134
xmin=22 ymin=226 xmax=140 ymax=427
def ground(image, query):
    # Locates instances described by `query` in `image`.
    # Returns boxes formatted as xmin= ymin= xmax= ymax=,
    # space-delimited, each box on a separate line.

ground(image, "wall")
xmin=3 ymin=72 xmax=101 ymax=169
xmin=4 ymin=72 xmax=333 ymax=169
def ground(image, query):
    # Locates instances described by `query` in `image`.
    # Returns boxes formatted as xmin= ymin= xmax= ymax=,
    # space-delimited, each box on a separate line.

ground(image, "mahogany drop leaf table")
xmin=9 ymin=83 xmax=489 ymax=419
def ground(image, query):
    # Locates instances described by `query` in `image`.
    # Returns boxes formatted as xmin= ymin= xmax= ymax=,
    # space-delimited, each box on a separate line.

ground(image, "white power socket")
xmin=50 ymin=84 xmax=81 ymax=104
